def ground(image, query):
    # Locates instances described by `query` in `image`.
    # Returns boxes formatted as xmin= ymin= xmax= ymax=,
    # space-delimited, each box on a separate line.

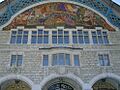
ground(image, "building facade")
xmin=0 ymin=0 xmax=120 ymax=90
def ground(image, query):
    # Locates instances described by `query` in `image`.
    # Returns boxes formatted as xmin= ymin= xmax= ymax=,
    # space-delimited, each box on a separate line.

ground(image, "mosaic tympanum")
xmin=3 ymin=3 xmax=115 ymax=31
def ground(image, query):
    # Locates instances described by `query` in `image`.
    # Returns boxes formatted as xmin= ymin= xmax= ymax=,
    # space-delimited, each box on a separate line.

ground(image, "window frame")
xmin=10 ymin=29 xmax=29 ymax=44
xmin=72 ymin=30 xmax=90 ymax=44
xmin=43 ymin=55 xmax=49 ymax=66
xmin=10 ymin=54 xmax=23 ymax=67
xmin=52 ymin=53 xmax=71 ymax=66
xmin=31 ymin=29 xmax=49 ymax=44
xmin=98 ymin=54 xmax=110 ymax=66
xmin=91 ymin=29 xmax=109 ymax=44
xmin=73 ymin=54 xmax=80 ymax=66
xmin=52 ymin=29 xmax=69 ymax=44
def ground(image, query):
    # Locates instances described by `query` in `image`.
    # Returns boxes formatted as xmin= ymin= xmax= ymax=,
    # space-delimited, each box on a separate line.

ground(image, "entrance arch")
xmin=92 ymin=78 xmax=118 ymax=90
xmin=0 ymin=75 xmax=33 ymax=90
xmin=41 ymin=74 xmax=84 ymax=90
xmin=89 ymin=73 xmax=120 ymax=90
xmin=0 ymin=79 xmax=31 ymax=90
xmin=42 ymin=77 xmax=81 ymax=90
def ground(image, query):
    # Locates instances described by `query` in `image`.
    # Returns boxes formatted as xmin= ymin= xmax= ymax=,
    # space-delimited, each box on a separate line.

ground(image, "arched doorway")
xmin=0 ymin=79 xmax=31 ymax=90
xmin=48 ymin=82 xmax=73 ymax=90
xmin=42 ymin=77 xmax=82 ymax=90
xmin=92 ymin=78 xmax=120 ymax=90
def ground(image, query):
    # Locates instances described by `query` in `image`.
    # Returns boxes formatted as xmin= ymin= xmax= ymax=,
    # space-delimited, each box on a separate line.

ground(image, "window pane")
xmin=11 ymin=31 xmax=17 ymax=44
xmin=52 ymin=36 xmax=57 ymax=44
xmin=38 ymin=30 xmax=43 ymax=34
xmin=17 ymin=30 xmax=23 ymax=44
xmin=72 ymin=31 xmax=78 ymax=44
xmin=18 ymin=30 xmax=23 ymax=34
xmin=92 ymin=32 xmax=97 ymax=44
xmin=11 ymin=55 xmax=16 ymax=66
xmin=99 ymin=59 xmax=104 ymax=66
xmin=10 ymin=36 xmax=16 ymax=44
xmin=64 ymin=31 xmax=69 ymax=44
xmin=52 ymin=31 xmax=57 ymax=44
xmin=98 ymin=55 xmax=104 ymax=66
xmin=52 ymin=54 xmax=57 ymax=65
xmin=104 ymin=54 xmax=110 ymax=66
xmin=64 ymin=36 xmax=69 ymax=44
xmin=84 ymin=31 xmax=89 ymax=44
xmin=44 ymin=36 xmax=48 ymax=44
xmin=58 ymin=30 xmax=63 ymax=44
xmin=17 ymin=55 xmax=23 ymax=66
xmin=12 ymin=31 xmax=17 ymax=35
xmin=103 ymin=31 xmax=107 ymax=36
xmin=83 ymin=31 xmax=88 ymax=36
xmin=16 ymin=35 xmax=22 ymax=44
xmin=52 ymin=31 xmax=57 ymax=35
xmin=103 ymin=36 xmax=109 ymax=44
xmin=92 ymin=36 xmax=97 ymax=44
xmin=92 ymin=32 xmax=96 ymax=36
xmin=84 ymin=36 xmax=89 ymax=44
xmin=58 ymin=30 xmax=63 ymax=35
xmin=78 ymin=30 xmax=83 ymax=44
xmin=97 ymin=30 xmax=102 ymax=36
xmin=58 ymin=36 xmax=63 ymax=44
xmin=78 ymin=30 xmax=82 ymax=35
xmin=78 ymin=36 xmax=83 ymax=44
xmin=44 ymin=31 xmax=49 ymax=44
xmin=32 ymin=31 xmax=37 ymax=34
xmin=31 ymin=36 xmax=37 ymax=44
xmin=43 ymin=55 xmax=48 ymax=66
xmin=23 ymin=31 xmax=28 ymax=44
xmin=38 ymin=36 xmax=42 ymax=44
xmin=74 ymin=55 xmax=80 ymax=66
xmin=38 ymin=30 xmax=43 ymax=44
xmin=58 ymin=53 xmax=64 ymax=65
xmin=16 ymin=30 xmax=23 ymax=44
xmin=99 ymin=54 xmax=110 ymax=66
xmin=23 ymin=35 xmax=28 ymax=44
xmin=24 ymin=31 xmax=28 ymax=35
xmin=31 ymin=31 xmax=37 ymax=44
xmin=98 ymin=36 xmax=103 ymax=44
xmin=98 ymin=55 xmax=103 ymax=60
xmin=65 ymin=54 xmax=70 ymax=65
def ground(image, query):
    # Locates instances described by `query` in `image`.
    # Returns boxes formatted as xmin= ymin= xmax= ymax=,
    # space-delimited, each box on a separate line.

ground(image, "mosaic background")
xmin=3 ymin=3 xmax=115 ymax=31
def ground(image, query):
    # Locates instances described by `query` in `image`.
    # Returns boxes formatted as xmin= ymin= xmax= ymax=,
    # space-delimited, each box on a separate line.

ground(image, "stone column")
xmin=83 ymin=84 xmax=92 ymax=90
xmin=32 ymin=84 xmax=41 ymax=90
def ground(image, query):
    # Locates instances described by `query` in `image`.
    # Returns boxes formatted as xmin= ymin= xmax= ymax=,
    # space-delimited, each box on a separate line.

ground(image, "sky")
xmin=0 ymin=0 xmax=120 ymax=5
xmin=112 ymin=0 xmax=120 ymax=5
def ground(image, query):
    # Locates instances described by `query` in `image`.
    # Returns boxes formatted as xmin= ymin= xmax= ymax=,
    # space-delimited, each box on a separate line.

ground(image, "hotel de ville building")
xmin=0 ymin=0 xmax=120 ymax=90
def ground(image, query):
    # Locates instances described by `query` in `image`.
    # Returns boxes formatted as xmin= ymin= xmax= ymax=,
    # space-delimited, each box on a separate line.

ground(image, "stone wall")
xmin=0 ymin=29 xmax=120 ymax=86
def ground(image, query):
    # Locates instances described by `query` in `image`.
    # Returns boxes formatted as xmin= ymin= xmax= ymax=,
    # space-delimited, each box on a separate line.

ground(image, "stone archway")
xmin=92 ymin=78 xmax=119 ymax=90
xmin=0 ymin=79 xmax=31 ymax=90
xmin=89 ymin=73 xmax=120 ymax=90
xmin=0 ymin=75 xmax=33 ymax=90
xmin=42 ymin=77 xmax=82 ymax=90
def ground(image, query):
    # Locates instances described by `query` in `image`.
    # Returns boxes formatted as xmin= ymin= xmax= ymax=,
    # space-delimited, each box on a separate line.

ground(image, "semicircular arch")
xmin=40 ymin=73 xmax=85 ymax=90
xmin=0 ymin=0 xmax=118 ymax=31
xmin=0 ymin=74 xmax=34 ymax=88
xmin=89 ymin=73 xmax=120 ymax=88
